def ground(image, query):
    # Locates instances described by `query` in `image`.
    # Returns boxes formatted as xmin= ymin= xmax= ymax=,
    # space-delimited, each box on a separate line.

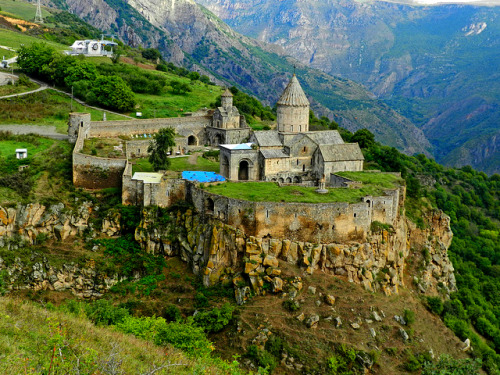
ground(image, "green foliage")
xmin=148 ymin=127 xmax=176 ymax=171
xmin=154 ymin=320 xmax=213 ymax=357
xmin=351 ymin=128 xmax=375 ymax=149
xmin=84 ymin=299 xmax=130 ymax=326
xmin=422 ymin=355 xmax=482 ymax=375
xmin=246 ymin=345 xmax=278 ymax=373
xmin=170 ymin=79 xmax=192 ymax=95
xmin=326 ymin=344 xmax=362 ymax=374
xmin=282 ymin=299 xmax=300 ymax=312
xmin=193 ymin=303 xmax=235 ymax=333
xmin=141 ymin=48 xmax=162 ymax=61
xmin=403 ymin=309 xmax=416 ymax=326
xmin=426 ymin=296 xmax=444 ymax=315
xmin=164 ymin=304 xmax=182 ymax=322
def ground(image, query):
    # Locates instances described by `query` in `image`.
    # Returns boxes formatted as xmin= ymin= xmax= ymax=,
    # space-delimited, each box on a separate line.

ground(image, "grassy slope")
xmin=0 ymin=0 xmax=52 ymax=21
xmin=0 ymin=90 xmax=129 ymax=133
xmin=0 ymin=296 xmax=221 ymax=374
xmin=0 ymin=28 xmax=67 ymax=51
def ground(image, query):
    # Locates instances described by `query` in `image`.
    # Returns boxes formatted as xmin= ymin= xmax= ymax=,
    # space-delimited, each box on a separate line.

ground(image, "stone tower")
xmin=277 ymin=74 xmax=310 ymax=133
xmin=68 ymin=113 xmax=91 ymax=144
xmin=221 ymin=88 xmax=233 ymax=109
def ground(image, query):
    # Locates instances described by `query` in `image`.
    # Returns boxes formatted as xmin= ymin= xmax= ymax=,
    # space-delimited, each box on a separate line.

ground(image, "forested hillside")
xmin=341 ymin=125 xmax=500 ymax=373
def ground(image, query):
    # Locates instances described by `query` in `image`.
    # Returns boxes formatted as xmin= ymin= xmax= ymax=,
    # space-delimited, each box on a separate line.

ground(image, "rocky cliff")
xmin=0 ymin=202 xmax=120 ymax=246
xmin=135 ymin=207 xmax=456 ymax=303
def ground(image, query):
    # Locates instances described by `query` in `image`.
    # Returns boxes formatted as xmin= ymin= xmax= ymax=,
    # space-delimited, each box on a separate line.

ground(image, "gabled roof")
xmin=306 ymin=130 xmax=344 ymax=146
xmin=222 ymin=88 xmax=233 ymax=97
xmin=318 ymin=143 xmax=364 ymax=162
xmin=251 ymin=131 xmax=282 ymax=147
xmin=260 ymin=149 xmax=289 ymax=159
xmin=277 ymin=75 xmax=309 ymax=107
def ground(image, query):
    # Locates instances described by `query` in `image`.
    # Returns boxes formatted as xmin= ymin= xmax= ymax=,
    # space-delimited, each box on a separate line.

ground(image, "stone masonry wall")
xmin=187 ymin=183 xmax=402 ymax=243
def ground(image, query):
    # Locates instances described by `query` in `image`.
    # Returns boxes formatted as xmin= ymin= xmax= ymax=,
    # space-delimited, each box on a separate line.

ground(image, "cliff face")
xmin=0 ymin=202 xmax=120 ymax=247
xmin=135 ymin=206 xmax=456 ymax=303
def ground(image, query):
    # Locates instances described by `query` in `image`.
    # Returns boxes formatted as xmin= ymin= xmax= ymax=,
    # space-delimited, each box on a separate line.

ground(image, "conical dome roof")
xmin=277 ymin=75 xmax=309 ymax=107
xmin=222 ymin=88 xmax=233 ymax=97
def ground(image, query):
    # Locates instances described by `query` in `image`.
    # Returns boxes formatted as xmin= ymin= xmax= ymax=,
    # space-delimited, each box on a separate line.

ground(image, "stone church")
xmin=219 ymin=75 xmax=364 ymax=183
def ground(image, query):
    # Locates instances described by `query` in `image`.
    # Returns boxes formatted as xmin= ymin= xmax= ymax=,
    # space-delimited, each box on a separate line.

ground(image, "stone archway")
xmin=206 ymin=198 xmax=215 ymax=214
xmin=238 ymin=160 xmax=249 ymax=180
xmin=294 ymin=176 xmax=301 ymax=183
xmin=188 ymin=135 xmax=197 ymax=145
xmin=286 ymin=177 xmax=292 ymax=183
xmin=215 ymin=134 xmax=224 ymax=146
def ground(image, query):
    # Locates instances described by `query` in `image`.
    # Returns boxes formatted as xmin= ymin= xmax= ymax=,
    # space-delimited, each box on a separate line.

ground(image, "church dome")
xmin=277 ymin=75 xmax=309 ymax=107
xmin=222 ymin=88 xmax=233 ymax=97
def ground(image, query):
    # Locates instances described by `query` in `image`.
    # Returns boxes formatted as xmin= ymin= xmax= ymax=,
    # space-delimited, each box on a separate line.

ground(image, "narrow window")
xmin=354 ymin=213 xmax=357 ymax=218
xmin=266 ymin=210 xmax=269 ymax=218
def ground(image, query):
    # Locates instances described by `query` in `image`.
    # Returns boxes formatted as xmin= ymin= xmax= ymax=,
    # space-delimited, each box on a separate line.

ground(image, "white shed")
xmin=15 ymin=149 xmax=28 ymax=159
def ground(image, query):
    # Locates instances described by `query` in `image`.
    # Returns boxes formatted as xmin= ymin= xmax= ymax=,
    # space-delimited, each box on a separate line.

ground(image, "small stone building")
xmin=219 ymin=75 xmax=364 ymax=184
xmin=205 ymin=88 xmax=251 ymax=146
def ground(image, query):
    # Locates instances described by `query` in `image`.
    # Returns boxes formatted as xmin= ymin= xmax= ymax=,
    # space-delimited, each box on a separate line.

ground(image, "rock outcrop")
xmin=0 ymin=253 xmax=122 ymax=298
xmin=0 ymin=202 xmax=120 ymax=247
xmin=135 ymin=206 xmax=456 ymax=301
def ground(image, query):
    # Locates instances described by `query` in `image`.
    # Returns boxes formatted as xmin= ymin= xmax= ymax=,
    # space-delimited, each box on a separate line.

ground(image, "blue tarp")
xmin=182 ymin=171 xmax=225 ymax=183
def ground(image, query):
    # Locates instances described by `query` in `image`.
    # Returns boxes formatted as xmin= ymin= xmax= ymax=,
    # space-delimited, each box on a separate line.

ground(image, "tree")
xmin=17 ymin=43 xmax=57 ymax=78
xmin=141 ymin=48 xmax=161 ymax=62
xmin=88 ymin=76 xmax=136 ymax=112
xmin=148 ymin=128 xmax=176 ymax=171
xmin=169 ymin=80 xmax=192 ymax=95
xmin=351 ymin=128 xmax=375 ymax=149
xmin=64 ymin=61 xmax=98 ymax=87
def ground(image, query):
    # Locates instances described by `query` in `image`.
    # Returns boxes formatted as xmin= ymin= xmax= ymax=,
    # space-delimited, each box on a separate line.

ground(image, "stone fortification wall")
xmin=187 ymin=183 xmax=402 ymax=243
xmin=126 ymin=140 xmax=150 ymax=158
xmin=122 ymin=166 xmax=186 ymax=207
xmin=72 ymin=120 xmax=127 ymax=189
xmin=88 ymin=116 xmax=211 ymax=140
xmin=73 ymin=152 xmax=127 ymax=189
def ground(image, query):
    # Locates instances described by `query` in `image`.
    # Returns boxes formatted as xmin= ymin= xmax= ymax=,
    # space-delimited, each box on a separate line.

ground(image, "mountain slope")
xmin=58 ymin=0 xmax=431 ymax=155
xmin=197 ymin=0 xmax=500 ymax=173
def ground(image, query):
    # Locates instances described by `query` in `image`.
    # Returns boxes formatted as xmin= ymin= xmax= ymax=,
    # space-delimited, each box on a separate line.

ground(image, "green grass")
xmin=0 ymin=138 xmax=54 ymax=158
xmin=205 ymin=181 xmax=390 ymax=203
xmin=81 ymin=138 xmax=125 ymax=158
xmin=0 ymin=81 xmax=39 ymax=96
xmin=132 ymin=156 xmax=219 ymax=174
xmin=135 ymin=75 xmax=222 ymax=118
xmin=0 ymin=47 xmax=16 ymax=59
xmin=335 ymin=171 xmax=403 ymax=189
xmin=0 ymin=29 xmax=67 ymax=51
xmin=0 ymin=90 xmax=130 ymax=133
xmin=0 ymin=0 xmax=52 ymax=21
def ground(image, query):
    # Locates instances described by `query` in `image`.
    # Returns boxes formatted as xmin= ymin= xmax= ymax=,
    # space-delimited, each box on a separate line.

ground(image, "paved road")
xmin=0 ymin=125 xmax=69 ymax=140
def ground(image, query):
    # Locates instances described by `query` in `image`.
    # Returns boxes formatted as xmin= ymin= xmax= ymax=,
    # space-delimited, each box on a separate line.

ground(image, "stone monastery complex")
xmin=70 ymin=75 xmax=403 ymax=243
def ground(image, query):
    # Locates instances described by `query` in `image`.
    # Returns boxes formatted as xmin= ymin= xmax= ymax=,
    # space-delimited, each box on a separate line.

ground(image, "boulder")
xmin=306 ymin=314 xmax=320 ymax=328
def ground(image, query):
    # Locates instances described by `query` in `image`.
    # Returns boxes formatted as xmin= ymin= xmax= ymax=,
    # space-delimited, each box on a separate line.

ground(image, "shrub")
xmin=84 ymin=299 xmax=130 ymax=326
xmin=154 ymin=321 xmax=213 ymax=357
xmin=165 ymin=304 xmax=182 ymax=322
xmin=426 ymin=296 xmax=443 ymax=315
xmin=246 ymin=345 xmax=277 ymax=372
xmin=193 ymin=303 xmax=235 ymax=333
xmin=282 ymin=299 xmax=300 ymax=312
xmin=403 ymin=309 xmax=415 ymax=326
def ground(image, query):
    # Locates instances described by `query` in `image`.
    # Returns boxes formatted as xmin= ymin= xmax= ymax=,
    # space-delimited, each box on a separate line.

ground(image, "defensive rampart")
xmin=187 ymin=183 xmax=403 ymax=243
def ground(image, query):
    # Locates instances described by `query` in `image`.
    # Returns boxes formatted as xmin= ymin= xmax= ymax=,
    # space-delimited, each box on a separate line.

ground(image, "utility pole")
xmin=34 ymin=0 xmax=43 ymax=24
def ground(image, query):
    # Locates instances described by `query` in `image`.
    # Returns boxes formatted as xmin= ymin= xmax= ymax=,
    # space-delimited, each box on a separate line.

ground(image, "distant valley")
xmin=197 ymin=0 xmax=500 ymax=174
